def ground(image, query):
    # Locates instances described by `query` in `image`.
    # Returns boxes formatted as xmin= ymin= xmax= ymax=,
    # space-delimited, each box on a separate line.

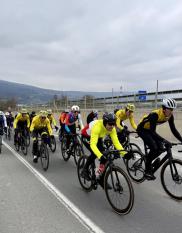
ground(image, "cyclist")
xmin=81 ymin=112 xmax=132 ymax=187
xmin=13 ymin=109 xmax=30 ymax=145
xmin=137 ymin=98 xmax=182 ymax=180
xmin=47 ymin=109 xmax=59 ymax=132
xmin=30 ymin=110 xmax=53 ymax=163
xmin=115 ymin=103 xmax=137 ymax=144
xmin=30 ymin=111 xmax=36 ymax=124
xmin=59 ymin=109 xmax=69 ymax=140
xmin=86 ymin=110 xmax=98 ymax=124
xmin=0 ymin=111 xmax=7 ymax=136
xmin=64 ymin=105 xmax=84 ymax=153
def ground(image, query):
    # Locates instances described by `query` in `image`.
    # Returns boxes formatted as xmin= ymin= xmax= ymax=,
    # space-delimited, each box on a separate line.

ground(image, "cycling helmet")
xmin=21 ymin=108 xmax=27 ymax=114
xmin=5 ymin=112 xmax=10 ymax=116
xmin=47 ymin=109 xmax=52 ymax=115
xmin=31 ymin=111 xmax=36 ymax=115
xmin=162 ymin=98 xmax=177 ymax=109
xmin=114 ymin=108 xmax=119 ymax=114
xmin=64 ymin=109 xmax=69 ymax=113
xmin=71 ymin=105 xmax=80 ymax=112
xmin=103 ymin=112 xmax=116 ymax=126
xmin=93 ymin=110 xmax=98 ymax=118
xmin=0 ymin=111 xmax=4 ymax=115
xmin=126 ymin=103 xmax=135 ymax=112
xmin=39 ymin=110 xmax=47 ymax=117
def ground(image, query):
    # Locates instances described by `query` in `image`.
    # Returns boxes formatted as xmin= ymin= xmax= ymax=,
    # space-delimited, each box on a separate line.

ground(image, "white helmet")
xmin=47 ymin=109 xmax=52 ymax=114
xmin=5 ymin=112 xmax=10 ymax=116
xmin=162 ymin=98 xmax=177 ymax=109
xmin=0 ymin=111 xmax=4 ymax=115
xmin=71 ymin=105 xmax=80 ymax=112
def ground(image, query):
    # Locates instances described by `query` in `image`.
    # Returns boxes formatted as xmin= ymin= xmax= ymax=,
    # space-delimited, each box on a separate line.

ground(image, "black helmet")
xmin=31 ymin=111 xmax=36 ymax=115
xmin=103 ymin=112 xmax=116 ymax=126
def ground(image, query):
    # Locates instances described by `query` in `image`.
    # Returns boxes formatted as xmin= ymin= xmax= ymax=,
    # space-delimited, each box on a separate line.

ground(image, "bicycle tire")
xmin=77 ymin=155 xmax=93 ymax=192
xmin=126 ymin=150 xmax=146 ymax=183
xmin=61 ymin=137 xmax=71 ymax=161
xmin=161 ymin=159 xmax=182 ymax=200
xmin=104 ymin=166 xmax=134 ymax=215
xmin=74 ymin=143 xmax=84 ymax=165
xmin=50 ymin=136 xmax=56 ymax=152
xmin=40 ymin=143 xmax=49 ymax=171
xmin=8 ymin=128 xmax=11 ymax=140
xmin=15 ymin=139 xmax=20 ymax=152
xmin=26 ymin=134 xmax=30 ymax=147
xmin=21 ymin=136 xmax=28 ymax=156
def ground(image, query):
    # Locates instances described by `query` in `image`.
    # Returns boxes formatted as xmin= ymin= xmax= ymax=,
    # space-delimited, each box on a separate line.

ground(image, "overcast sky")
xmin=0 ymin=0 xmax=182 ymax=93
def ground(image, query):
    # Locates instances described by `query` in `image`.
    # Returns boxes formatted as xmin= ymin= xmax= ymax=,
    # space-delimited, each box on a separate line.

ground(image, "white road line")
xmin=3 ymin=142 xmax=105 ymax=233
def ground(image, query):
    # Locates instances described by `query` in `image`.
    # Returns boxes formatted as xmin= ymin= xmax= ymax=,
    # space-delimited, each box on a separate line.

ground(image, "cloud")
xmin=0 ymin=0 xmax=182 ymax=92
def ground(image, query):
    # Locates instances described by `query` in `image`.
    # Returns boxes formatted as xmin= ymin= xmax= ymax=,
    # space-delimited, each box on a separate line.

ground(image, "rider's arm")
xmin=51 ymin=116 xmax=57 ymax=126
xmin=13 ymin=114 xmax=20 ymax=129
xmin=116 ymin=111 xmax=123 ymax=131
xmin=3 ymin=115 xmax=7 ymax=128
xmin=110 ymin=128 xmax=126 ymax=157
xmin=90 ymin=127 xmax=102 ymax=159
xmin=129 ymin=114 xmax=137 ymax=130
xmin=168 ymin=115 xmax=182 ymax=142
xmin=78 ymin=113 xmax=84 ymax=130
xmin=46 ymin=120 xmax=53 ymax=135
xmin=27 ymin=116 xmax=30 ymax=128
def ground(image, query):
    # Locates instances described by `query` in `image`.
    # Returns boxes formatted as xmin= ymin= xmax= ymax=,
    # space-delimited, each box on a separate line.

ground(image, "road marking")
xmin=3 ymin=142 xmax=105 ymax=233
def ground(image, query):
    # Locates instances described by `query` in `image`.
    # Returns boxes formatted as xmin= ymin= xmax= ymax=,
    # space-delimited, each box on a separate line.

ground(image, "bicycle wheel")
xmin=15 ymin=138 xmax=20 ymax=152
xmin=50 ymin=136 xmax=56 ymax=152
xmin=26 ymin=133 xmax=30 ymax=147
xmin=104 ymin=166 xmax=134 ymax=215
xmin=126 ymin=150 xmax=146 ymax=183
xmin=61 ymin=137 xmax=71 ymax=161
xmin=21 ymin=136 xmax=28 ymax=156
xmin=40 ymin=143 xmax=49 ymax=171
xmin=74 ymin=143 xmax=84 ymax=165
xmin=161 ymin=159 xmax=182 ymax=200
xmin=77 ymin=155 xmax=93 ymax=192
xmin=8 ymin=128 xmax=11 ymax=140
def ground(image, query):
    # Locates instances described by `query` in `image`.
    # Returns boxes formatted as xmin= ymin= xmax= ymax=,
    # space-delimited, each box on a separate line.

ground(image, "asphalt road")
xmin=1 ymin=135 xmax=182 ymax=233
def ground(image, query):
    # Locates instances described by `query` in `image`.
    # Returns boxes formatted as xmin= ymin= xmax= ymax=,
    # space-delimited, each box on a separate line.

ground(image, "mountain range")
xmin=0 ymin=80 xmax=112 ymax=104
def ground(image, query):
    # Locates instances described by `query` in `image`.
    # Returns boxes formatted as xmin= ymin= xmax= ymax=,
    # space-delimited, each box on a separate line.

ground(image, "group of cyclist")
xmin=1 ymin=97 xmax=182 ymax=183
xmin=80 ymin=98 xmax=182 ymax=182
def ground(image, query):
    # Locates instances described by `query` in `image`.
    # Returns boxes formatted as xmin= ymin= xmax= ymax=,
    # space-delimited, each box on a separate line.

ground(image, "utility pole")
xmin=155 ymin=80 xmax=158 ymax=108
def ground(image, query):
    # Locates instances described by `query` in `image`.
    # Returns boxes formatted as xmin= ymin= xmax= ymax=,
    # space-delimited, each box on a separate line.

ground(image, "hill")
xmin=0 ymin=80 xmax=112 ymax=104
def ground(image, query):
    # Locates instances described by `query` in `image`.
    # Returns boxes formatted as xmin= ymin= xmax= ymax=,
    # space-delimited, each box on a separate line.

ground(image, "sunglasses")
xmin=107 ymin=122 xmax=115 ymax=126
xmin=41 ymin=116 xmax=46 ymax=119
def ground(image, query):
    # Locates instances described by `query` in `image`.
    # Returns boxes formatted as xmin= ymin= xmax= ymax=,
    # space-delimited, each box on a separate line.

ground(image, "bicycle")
xmin=61 ymin=133 xmax=84 ymax=165
xmin=126 ymin=141 xmax=182 ymax=200
xmin=77 ymin=150 xmax=134 ymax=215
xmin=14 ymin=128 xmax=29 ymax=155
xmin=35 ymin=134 xmax=50 ymax=171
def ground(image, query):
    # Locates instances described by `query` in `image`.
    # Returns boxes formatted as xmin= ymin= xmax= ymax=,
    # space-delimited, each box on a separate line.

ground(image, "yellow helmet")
xmin=126 ymin=103 xmax=135 ymax=112
xmin=21 ymin=108 xmax=27 ymax=114
xmin=39 ymin=110 xmax=47 ymax=117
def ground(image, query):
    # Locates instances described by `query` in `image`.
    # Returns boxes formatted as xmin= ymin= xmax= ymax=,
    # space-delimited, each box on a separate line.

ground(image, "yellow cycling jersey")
xmin=47 ymin=115 xmax=57 ymax=126
xmin=139 ymin=108 xmax=171 ymax=129
xmin=116 ymin=109 xmax=137 ymax=130
xmin=13 ymin=113 xmax=30 ymax=129
xmin=30 ymin=115 xmax=53 ymax=135
xmin=90 ymin=120 xmax=126 ymax=159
